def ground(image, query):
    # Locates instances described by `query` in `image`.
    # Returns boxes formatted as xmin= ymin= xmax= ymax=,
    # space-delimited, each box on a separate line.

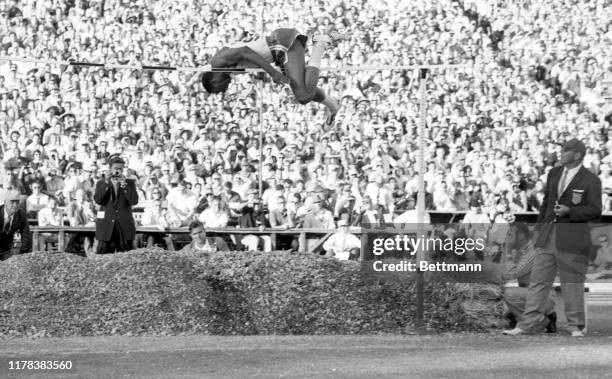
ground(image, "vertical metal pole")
xmin=415 ymin=68 xmax=428 ymax=330
xmin=258 ymin=6 xmax=265 ymax=198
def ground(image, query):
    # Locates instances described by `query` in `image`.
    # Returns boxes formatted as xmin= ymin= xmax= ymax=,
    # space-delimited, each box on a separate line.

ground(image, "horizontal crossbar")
xmin=0 ymin=56 xmax=473 ymax=73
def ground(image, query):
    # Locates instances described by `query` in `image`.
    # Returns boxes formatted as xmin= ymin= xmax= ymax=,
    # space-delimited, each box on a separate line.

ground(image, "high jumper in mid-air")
xmin=201 ymin=28 xmax=348 ymax=126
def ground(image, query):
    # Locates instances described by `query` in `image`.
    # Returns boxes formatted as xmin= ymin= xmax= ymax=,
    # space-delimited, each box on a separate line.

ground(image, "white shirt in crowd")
xmin=38 ymin=207 xmax=63 ymax=227
xmin=27 ymin=193 xmax=50 ymax=213
xmin=323 ymin=231 xmax=361 ymax=260
xmin=198 ymin=209 xmax=229 ymax=228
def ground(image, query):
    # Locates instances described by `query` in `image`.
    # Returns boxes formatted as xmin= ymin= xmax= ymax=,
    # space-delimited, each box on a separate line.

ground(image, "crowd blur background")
xmin=0 ymin=0 xmax=611 ymax=251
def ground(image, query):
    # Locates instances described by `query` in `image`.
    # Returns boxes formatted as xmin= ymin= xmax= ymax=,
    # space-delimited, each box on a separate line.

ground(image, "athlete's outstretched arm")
xmin=213 ymin=47 xmax=289 ymax=84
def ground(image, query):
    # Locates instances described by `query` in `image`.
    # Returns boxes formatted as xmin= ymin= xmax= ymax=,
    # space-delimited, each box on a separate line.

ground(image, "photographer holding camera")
xmin=93 ymin=155 xmax=138 ymax=254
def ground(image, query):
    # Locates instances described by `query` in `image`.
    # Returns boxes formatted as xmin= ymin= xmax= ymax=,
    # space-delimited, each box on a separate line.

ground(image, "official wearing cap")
xmin=504 ymin=138 xmax=601 ymax=337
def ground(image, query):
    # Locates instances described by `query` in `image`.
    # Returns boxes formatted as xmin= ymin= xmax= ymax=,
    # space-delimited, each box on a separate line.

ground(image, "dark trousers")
xmin=518 ymin=230 xmax=588 ymax=332
xmin=0 ymin=234 xmax=16 ymax=260
xmin=96 ymin=224 xmax=133 ymax=254
xmin=0 ymin=249 xmax=12 ymax=261
xmin=276 ymin=235 xmax=298 ymax=251
xmin=66 ymin=233 xmax=93 ymax=257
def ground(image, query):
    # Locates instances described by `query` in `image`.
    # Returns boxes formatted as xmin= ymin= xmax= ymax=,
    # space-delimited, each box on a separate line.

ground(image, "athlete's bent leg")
xmin=284 ymin=33 xmax=346 ymax=124
xmin=284 ymin=40 xmax=315 ymax=104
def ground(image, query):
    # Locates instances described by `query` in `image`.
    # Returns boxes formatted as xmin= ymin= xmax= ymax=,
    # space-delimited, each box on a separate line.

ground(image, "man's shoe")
xmin=505 ymin=313 xmax=517 ymax=329
xmin=569 ymin=327 xmax=585 ymax=337
xmin=502 ymin=327 xmax=528 ymax=336
xmin=545 ymin=312 xmax=557 ymax=333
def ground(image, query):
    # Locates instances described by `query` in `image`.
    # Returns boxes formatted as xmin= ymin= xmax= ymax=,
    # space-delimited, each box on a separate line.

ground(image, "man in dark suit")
xmin=0 ymin=191 xmax=32 ymax=260
xmin=94 ymin=156 xmax=138 ymax=254
xmin=504 ymin=139 xmax=601 ymax=337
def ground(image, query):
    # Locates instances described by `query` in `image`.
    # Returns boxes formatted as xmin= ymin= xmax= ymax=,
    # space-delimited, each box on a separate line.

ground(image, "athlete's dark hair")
xmin=201 ymin=72 xmax=231 ymax=93
xmin=188 ymin=220 xmax=205 ymax=233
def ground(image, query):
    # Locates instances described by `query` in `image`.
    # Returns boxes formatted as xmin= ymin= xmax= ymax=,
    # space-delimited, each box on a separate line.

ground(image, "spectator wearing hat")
xmin=323 ymin=219 xmax=361 ymax=260
xmin=94 ymin=155 xmax=138 ymax=254
xmin=0 ymin=190 xmax=31 ymax=260
xmin=505 ymin=138 xmax=602 ymax=337
xmin=303 ymin=195 xmax=335 ymax=229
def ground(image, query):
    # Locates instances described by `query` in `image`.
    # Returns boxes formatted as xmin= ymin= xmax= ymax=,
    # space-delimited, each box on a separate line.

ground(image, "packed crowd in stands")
xmin=0 ymin=0 xmax=611 ymax=252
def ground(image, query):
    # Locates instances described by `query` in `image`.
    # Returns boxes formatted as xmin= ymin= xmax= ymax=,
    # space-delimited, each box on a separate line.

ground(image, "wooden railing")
xmin=30 ymin=226 xmax=364 ymax=254
xmin=28 ymin=211 xmax=612 ymax=228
